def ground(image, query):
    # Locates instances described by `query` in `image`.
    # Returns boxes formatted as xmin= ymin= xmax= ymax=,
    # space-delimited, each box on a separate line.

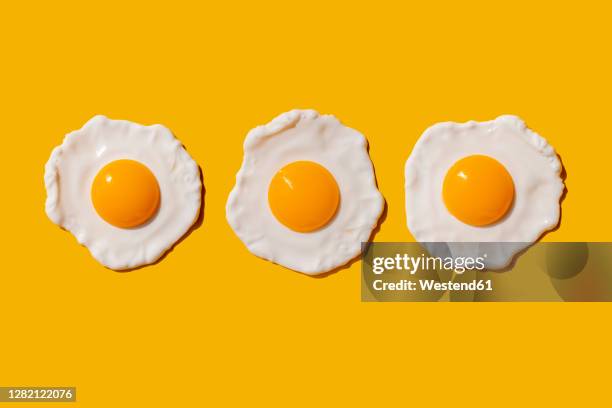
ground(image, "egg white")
xmin=405 ymin=115 xmax=564 ymax=269
xmin=45 ymin=115 xmax=202 ymax=270
xmin=226 ymin=109 xmax=384 ymax=275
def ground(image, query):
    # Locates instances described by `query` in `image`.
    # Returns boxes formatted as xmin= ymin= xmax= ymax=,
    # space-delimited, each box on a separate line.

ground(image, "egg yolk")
xmin=91 ymin=159 xmax=160 ymax=228
xmin=268 ymin=161 xmax=340 ymax=233
xmin=442 ymin=155 xmax=514 ymax=227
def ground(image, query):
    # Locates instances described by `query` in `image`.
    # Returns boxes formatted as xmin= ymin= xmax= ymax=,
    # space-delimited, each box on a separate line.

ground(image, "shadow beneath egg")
xmin=546 ymin=153 xmax=568 ymax=235
xmin=488 ymin=153 xmax=568 ymax=273
xmin=308 ymin=138 xmax=388 ymax=280
xmin=309 ymin=199 xmax=388 ymax=279
xmin=113 ymin=165 xmax=206 ymax=273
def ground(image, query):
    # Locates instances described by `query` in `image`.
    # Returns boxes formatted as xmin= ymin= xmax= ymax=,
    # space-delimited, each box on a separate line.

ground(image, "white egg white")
xmin=405 ymin=115 xmax=565 ymax=270
xmin=226 ymin=109 xmax=384 ymax=275
xmin=45 ymin=115 xmax=202 ymax=270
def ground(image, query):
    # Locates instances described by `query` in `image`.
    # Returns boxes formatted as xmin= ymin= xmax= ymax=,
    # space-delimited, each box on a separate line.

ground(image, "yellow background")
xmin=1 ymin=1 xmax=611 ymax=406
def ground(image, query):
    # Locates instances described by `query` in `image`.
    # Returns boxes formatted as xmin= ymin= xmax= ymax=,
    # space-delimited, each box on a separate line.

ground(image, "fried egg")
xmin=226 ymin=109 xmax=384 ymax=275
xmin=45 ymin=115 xmax=202 ymax=270
xmin=405 ymin=115 xmax=564 ymax=269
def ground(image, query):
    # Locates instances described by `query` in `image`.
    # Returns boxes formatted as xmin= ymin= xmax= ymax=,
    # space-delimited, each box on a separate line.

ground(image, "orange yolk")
xmin=268 ymin=161 xmax=340 ymax=233
xmin=91 ymin=159 xmax=160 ymax=228
xmin=442 ymin=155 xmax=514 ymax=227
